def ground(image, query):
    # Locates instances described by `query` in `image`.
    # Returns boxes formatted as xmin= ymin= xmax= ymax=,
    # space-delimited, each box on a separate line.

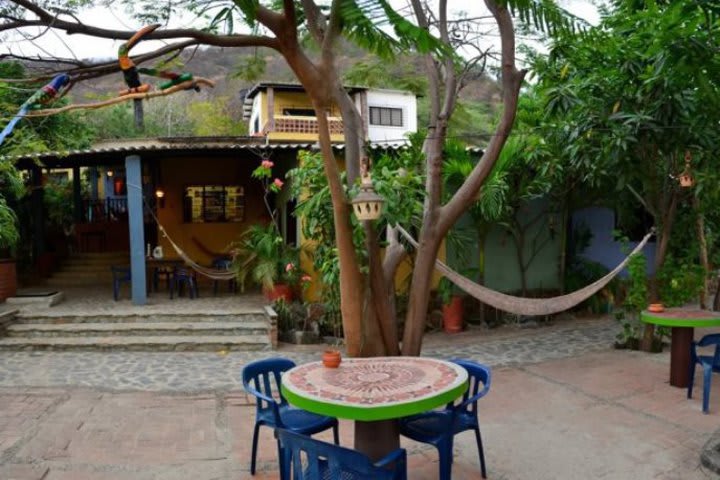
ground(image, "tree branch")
xmin=439 ymin=0 xmax=526 ymax=233
xmin=6 ymin=0 xmax=279 ymax=49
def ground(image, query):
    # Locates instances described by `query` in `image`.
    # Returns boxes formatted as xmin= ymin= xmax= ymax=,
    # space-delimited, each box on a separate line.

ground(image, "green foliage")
xmin=0 ymin=195 xmax=19 ymax=253
xmin=43 ymin=177 xmax=74 ymax=230
xmin=615 ymin=252 xmax=647 ymax=348
xmin=288 ymin=150 xmax=365 ymax=336
xmin=656 ymin=255 xmax=704 ymax=308
xmin=230 ymin=223 xmax=301 ymax=291
xmin=0 ymin=63 xmax=93 ymax=156
xmin=624 ymin=253 xmax=648 ymax=314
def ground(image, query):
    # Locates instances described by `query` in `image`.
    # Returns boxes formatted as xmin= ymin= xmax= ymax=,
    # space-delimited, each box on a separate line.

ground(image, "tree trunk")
xmin=364 ymin=222 xmax=399 ymax=355
xmin=641 ymin=192 xmax=678 ymax=351
xmin=694 ymin=195 xmax=709 ymax=309
xmin=313 ymin=106 xmax=365 ymax=357
xmin=402 ymin=229 xmax=442 ymax=356
xmin=558 ymin=200 xmax=570 ymax=294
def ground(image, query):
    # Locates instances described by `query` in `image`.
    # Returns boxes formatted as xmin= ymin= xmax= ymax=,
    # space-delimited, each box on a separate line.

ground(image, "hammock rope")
xmin=397 ymin=225 xmax=655 ymax=316
xmin=128 ymin=183 xmax=237 ymax=281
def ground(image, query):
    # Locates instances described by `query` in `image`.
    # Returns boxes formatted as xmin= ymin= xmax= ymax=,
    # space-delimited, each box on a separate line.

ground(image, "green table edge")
xmin=281 ymin=378 xmax=469 ymax=422
xmin=640 ymin=311 xmax=720 ymax=328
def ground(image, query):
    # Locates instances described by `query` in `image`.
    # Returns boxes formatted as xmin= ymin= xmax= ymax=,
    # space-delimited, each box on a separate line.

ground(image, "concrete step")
xmin=6 ymin=321 xmax=268 ymax=337
xmin=0 ymin=335 xmax=270 ymax=351
xmin=50 ymin=271 xmax=115 ymax=279
xmin=67 ymin=252 xmax=129 ymax=260
xmin=59 ymin=265 xmax=126 ymax=273
xmin=14 ymin=311 xmax=268 ymax=323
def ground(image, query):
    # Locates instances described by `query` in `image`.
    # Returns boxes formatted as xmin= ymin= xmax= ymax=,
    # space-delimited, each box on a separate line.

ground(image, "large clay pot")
xmin=0 ymin=259 xmax=17 ymax=302
xmin=442 ymin=296 xmax=464 ymax=334
xmin=265 ymin=283 xmax=293 ymax=303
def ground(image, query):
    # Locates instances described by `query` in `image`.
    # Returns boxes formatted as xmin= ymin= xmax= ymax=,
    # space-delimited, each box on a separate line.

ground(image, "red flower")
xmin=273 ymin=178 xmax=284 ymax=189
xmin=261 ymin=159 xmax=274 ymax=169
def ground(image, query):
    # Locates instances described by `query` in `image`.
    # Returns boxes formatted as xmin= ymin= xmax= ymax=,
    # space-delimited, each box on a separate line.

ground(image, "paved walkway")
xmin=0 ymin=318 xmax=615 ymax=391
xmin=0 ymin=317 xmax=718 ymax=479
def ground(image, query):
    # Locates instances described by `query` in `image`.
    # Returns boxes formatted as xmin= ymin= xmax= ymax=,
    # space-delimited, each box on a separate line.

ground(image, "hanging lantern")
xmin=678 ymin=151 xmax=694 ymax=188
xmin=351 ymin=174 xmax=384 ymax=221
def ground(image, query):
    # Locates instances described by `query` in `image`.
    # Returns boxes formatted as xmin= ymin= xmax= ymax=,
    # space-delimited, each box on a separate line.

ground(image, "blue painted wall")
xmin=571 ymin=206 xmax=656 ymax=276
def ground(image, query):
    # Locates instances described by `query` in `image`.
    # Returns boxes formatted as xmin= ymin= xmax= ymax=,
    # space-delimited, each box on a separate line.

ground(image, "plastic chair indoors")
xmin=276 ymin=427 xmax=406 ymax=480
xmin=242 ymin=358 xmax=339 ymax=479
xmin=110 ymin=266 xmax=131 ymax=301
xmin=399 ymin=359 xmax=491 ymax=479
xmin=688 ymin=333 xmax=720 ymax=413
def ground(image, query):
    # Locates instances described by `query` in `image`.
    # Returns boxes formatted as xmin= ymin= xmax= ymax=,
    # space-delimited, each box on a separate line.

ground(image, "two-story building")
xmin=10 ymin=82 xmax=419 ymax=305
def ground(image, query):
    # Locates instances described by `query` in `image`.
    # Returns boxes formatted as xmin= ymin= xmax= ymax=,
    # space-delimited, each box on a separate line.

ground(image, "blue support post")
xmin=125 ymin=155 xmax=147 ymax=305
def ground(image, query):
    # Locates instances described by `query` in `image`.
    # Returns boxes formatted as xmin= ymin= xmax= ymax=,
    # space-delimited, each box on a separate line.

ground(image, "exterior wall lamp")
xmin=351 ymin=157 xmax=384 ymax=221
xmin=155 ymin=187 xmax=165 ymax=208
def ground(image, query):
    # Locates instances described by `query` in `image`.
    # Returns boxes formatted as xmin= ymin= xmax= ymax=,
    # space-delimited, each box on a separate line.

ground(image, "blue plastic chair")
xmin=211 ymin=258 xmax=237 ymax=295
xmin=276 ymin=428 xmax=406 ymax=480
xmin=169 ymin=266 xmax=198 ymax=299
xmin=399 ymin=359 xmax=491 ymax=480
xmin=242 ymin=358 xmax=339 ymax=478
xmin=111 ymin=266 xmax=131 ymax=301
xmin=688 ymin=333 xmax=720 ymax=414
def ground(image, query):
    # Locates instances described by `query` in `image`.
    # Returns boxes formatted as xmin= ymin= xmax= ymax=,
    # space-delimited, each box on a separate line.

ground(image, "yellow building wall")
xmin=155 ymin=156 xmax=270 ymax=268
xmin=259 ymin=90 xmax=345 ymax=143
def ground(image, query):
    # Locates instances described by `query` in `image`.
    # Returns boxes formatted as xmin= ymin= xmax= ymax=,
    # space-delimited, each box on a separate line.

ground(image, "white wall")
xmin=248 ymin=94 xmax=263 ymax=135
xmin=363 ymin=90 xmax=417 ymax=143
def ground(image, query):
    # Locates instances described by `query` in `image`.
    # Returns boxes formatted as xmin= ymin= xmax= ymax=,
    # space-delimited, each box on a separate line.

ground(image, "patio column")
xmin=88 ymin=167 xmax=99 ymax=200
xmin=30 ymin=166 xmax=45 ymax=260
xmin=125 ymin=154 xmax=147 ymax=305
xmin=72 ymin=166 xmax=82 ymax=223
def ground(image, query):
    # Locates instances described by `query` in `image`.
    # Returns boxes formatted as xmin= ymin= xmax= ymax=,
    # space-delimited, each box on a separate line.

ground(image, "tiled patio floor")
xmin=0 ymin=321 xmax=718 ymax=479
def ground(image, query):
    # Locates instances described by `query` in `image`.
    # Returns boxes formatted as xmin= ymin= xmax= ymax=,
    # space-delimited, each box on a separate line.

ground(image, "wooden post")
xmin=266 ymin=87 xmax=275 ymax=133
xmin=30 ymin=166 xmax=45 ymax=261
xmin=125 ymin=155 xmax=147 ymax=305
xmin=134 ymin=99 xmax=144 ymax=132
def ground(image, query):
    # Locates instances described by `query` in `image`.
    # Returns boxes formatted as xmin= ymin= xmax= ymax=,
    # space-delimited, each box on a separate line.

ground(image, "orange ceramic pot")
xmin=442 ymin=296 xmax=464 ymax=333
xmin=265 ymin=283 xmax=293 ymax=303
xmin=648 ymin=303 xmax=665 ymax=313
xmin=322 ymin=350 xmax=342 ymax=368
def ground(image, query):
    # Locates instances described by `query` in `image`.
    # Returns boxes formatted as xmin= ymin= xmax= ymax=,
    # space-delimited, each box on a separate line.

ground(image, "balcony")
xmin=263 ymin=115 xmax=344 ymax=136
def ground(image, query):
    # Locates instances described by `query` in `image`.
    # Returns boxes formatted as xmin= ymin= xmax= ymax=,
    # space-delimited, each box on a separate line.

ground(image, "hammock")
xmin=129 ymin=183 xmax=237 ymax=281
xmin=397 ymin=225 xmax=655 ymax=316
xmin=157 ymin=224 xmax=237 ymax=281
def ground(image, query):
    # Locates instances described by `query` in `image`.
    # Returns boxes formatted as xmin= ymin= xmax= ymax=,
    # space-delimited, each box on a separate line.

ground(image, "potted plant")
xmin=230 ymin=223 xmax=302 ymax=302
xmin=438 ymin=277 xmax=463 ymax=333
xmin=0 ymin=195 xmax=20 ymax=302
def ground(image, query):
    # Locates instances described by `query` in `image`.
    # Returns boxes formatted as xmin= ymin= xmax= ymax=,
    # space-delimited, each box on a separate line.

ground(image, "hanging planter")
xmin=678 ymin=151 xmax=694 ymax=188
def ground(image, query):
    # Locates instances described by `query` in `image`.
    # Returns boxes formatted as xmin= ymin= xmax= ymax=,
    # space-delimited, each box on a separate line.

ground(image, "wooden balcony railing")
xmin=82 ymin=198 xmax=128 ymax=223
xmin=264 ymin=116 xmax=344 ymax=135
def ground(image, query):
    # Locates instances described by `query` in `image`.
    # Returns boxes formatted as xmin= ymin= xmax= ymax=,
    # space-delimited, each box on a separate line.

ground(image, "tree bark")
xmin=694 ymin=195 xmax=709 ymax=309
xmin=314 ymin=106 xmax=365 ymax=356
xmin=641 ymin=190 xmax=678 ymax=351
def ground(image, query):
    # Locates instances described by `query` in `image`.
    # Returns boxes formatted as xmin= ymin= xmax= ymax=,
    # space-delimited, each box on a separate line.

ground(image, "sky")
xmin=0 ymin=0 xmax=600 ymax=61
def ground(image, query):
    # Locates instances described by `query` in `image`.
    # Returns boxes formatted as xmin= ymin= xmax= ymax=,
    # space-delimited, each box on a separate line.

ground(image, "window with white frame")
xmin=369 ymin=106 xmax=403 ymax=127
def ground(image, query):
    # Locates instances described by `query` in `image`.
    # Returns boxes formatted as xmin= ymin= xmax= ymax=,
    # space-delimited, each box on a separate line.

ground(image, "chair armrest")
xmin=458 ymin=380 xmax=491 ymax=411
xmin=243 ymin=384 xmax=282 ymax=420
xmin=374 ymin=448 xmax=406 ymax=469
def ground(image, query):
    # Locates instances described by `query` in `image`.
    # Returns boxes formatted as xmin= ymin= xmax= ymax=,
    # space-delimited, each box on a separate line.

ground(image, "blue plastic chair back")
xmin=697 ymin=334 xmax=720 ymax=366
xmin=449 ymin=359 xmax=491 ymax=415
xmin=276 ymin=428 xmax=406 ymax=480
xmin=689 ymin=334 xmax=720 ymax=413
xmin=242 ymin=358 xmax=295 ymax=425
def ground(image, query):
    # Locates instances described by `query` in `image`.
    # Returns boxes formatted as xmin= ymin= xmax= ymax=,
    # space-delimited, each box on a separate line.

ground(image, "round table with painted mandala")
xmin=281 ymin=356 xmax=468 ymax=460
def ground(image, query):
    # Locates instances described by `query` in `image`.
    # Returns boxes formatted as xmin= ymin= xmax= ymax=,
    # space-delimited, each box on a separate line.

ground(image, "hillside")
xmin=68 ymin=46 xmax=502 ymax=143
